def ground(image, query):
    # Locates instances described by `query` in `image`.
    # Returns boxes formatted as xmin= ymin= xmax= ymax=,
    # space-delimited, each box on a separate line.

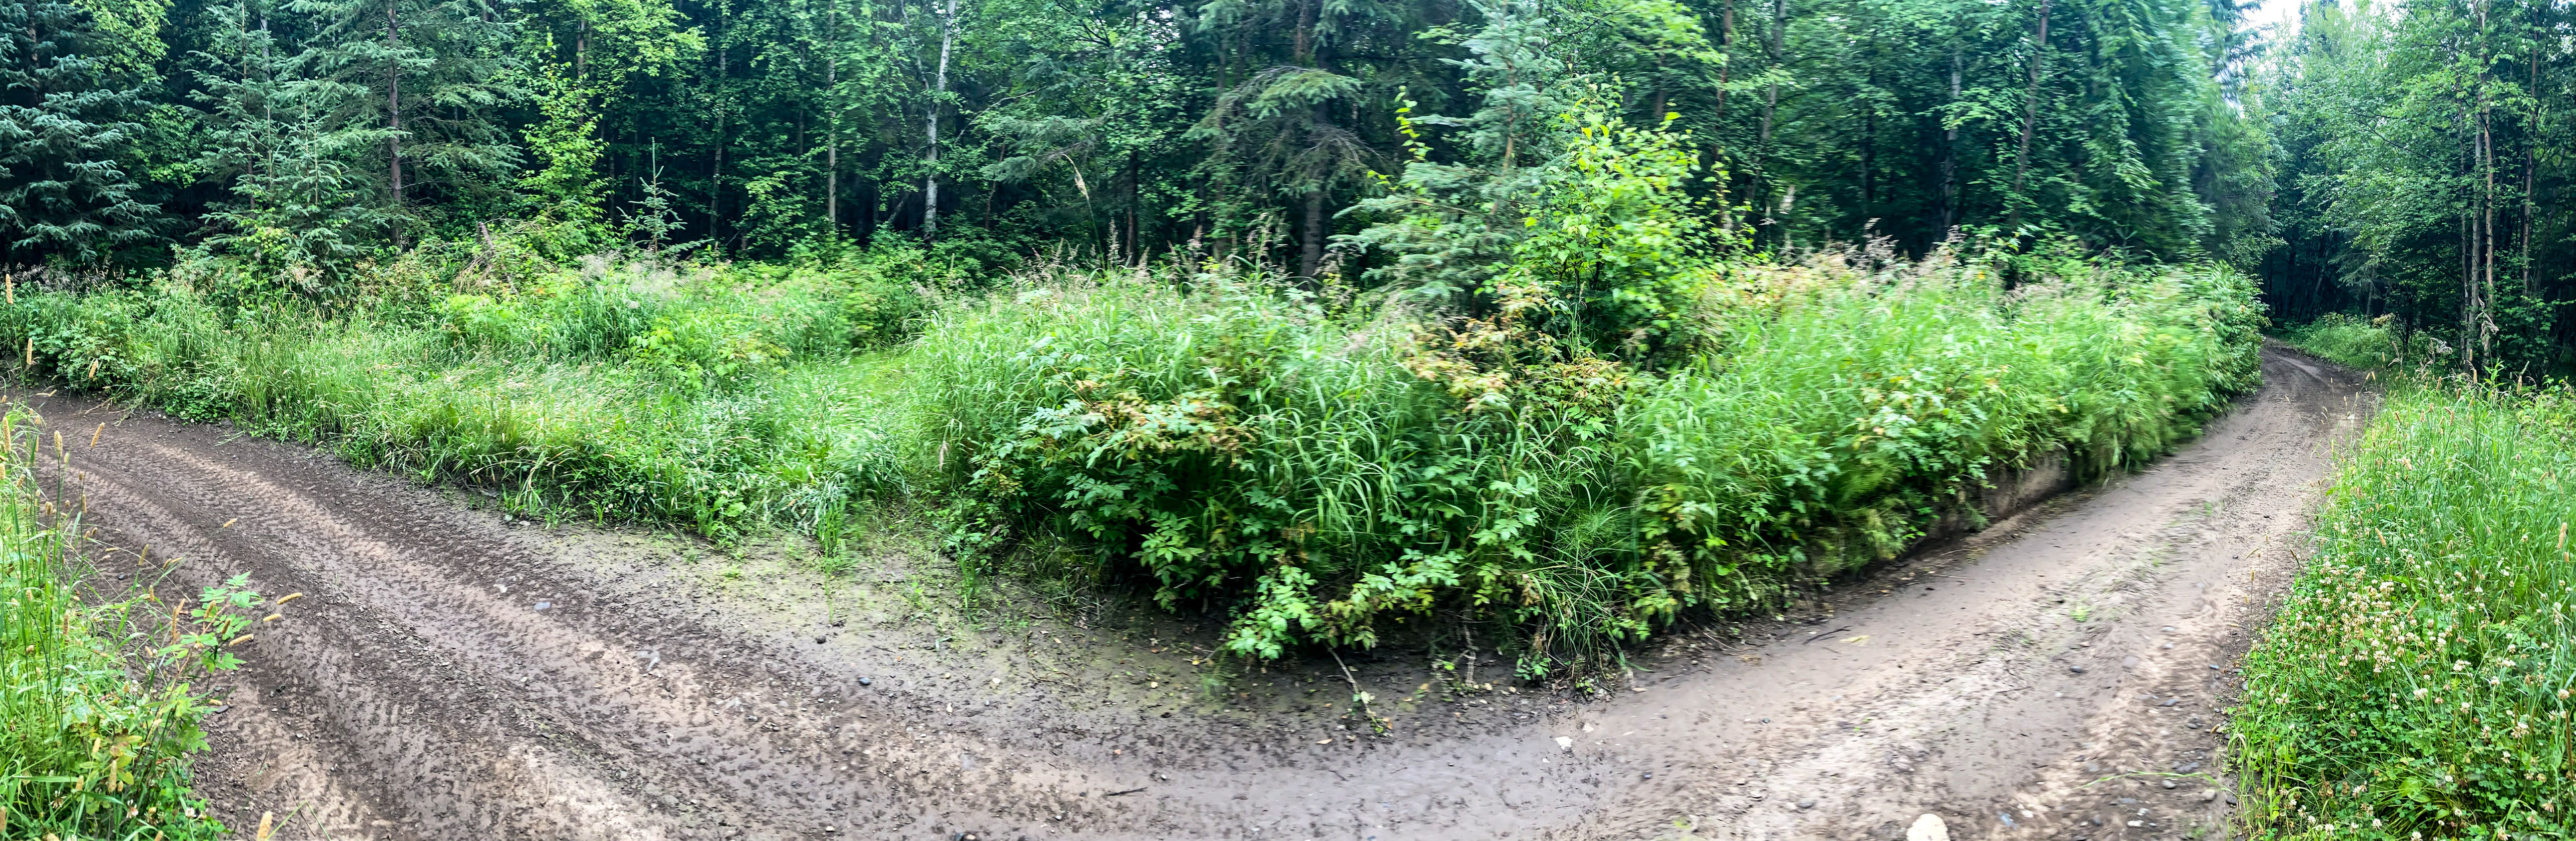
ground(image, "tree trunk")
xmin=1938 ymin=46 xmax=1960 ymax=234
xmin=2474 ymin=0 xmax=2496 ymax=366
xmin=386 ymin=3 xmax=403 ymax=208
xmin=1756 ymin=0 xmax=1782 ymax=241
xmin=826 ymin=50 xmax=837 ymax=235
xmin=858 ymin=177 xmax=879 ymax=246
xmin=2524 ymin=45 xmax=2538 ymax=295
xmin=1298 ymin=185 xmax=1325 ymax=280
xmin=1858 ymin=63 xmax=1874 ymax=225
xmin=1293 ymin=0 xmax=1318 ymax=65
xmin=2463 ymin=211 xmax=2476 ymax=371
xmin=1760 ymin=0 xmax=1781 ymax=143
xmin=1713 ymin=0 xmax=1733 ymax=120
xmin=2479 ymin=99 xmax=2496 ymax=364
xmin=922 ymin=0 xmax=957 ymax=240
xmin=2008 ymin=0 xmax=2052 ymax=230
xmin=712 ymin=9 xmax=728 ymax=246
xmin=1127 ymin=148 xmax=1140 ymax=260
xmin=1712 ymin=0 xmax=1733 ymax=234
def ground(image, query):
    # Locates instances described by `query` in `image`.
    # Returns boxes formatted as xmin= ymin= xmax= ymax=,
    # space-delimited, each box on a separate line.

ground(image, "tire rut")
xmin=40 ymin=411 xmax=1097 ymax=839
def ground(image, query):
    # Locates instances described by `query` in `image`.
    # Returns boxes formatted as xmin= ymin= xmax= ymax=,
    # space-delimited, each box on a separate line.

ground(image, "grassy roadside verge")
xmin=1 ymin=404 xmax=274 ymax=839
xmin=916 ymin=257 xmax=2263 ymax=663
xmin=2237 ymin=324 xmax=2574 ymax=838
xmin=0 ymin=247 xmax=2263 ymax=669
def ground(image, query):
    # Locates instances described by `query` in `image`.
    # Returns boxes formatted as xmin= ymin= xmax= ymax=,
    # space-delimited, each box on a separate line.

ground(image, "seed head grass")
xmin=2233 ymin=382 xmax=2576 ymax=840
xmin=1 ymin=403 xmax=252 ymax=840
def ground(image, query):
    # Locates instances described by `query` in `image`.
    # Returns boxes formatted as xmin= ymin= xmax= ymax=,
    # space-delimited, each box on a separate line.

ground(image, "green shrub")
xmin=916 ymin=254 xmax=2265 ymax=666
xmin=2232 ymin=384 xmax=2576 ymax=840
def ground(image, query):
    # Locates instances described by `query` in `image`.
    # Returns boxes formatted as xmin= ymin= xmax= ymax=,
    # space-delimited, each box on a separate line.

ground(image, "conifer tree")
xmin=0 ymin=0 xmax=162 ymax=264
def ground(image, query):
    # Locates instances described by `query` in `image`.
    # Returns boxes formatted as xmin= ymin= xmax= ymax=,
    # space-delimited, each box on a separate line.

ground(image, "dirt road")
xmin=31 ymin=346 xmax=2368 ymax=841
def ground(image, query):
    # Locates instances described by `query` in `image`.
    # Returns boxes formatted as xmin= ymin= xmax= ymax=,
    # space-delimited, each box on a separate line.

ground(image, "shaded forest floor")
xmin=28 ymin=346 xmax=2367 ymax=841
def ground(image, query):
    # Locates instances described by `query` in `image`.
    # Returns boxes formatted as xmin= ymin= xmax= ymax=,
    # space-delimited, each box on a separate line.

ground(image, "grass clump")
xmin=2278 ymin=311 xmax=2441 ymax=372
xmin=2232 ymin=383 xmax=2576 ymax=840
xmin=1 ymin=406 xmax=265 ymax=840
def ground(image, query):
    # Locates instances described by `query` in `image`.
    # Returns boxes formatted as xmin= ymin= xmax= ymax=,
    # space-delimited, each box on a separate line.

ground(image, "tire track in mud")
xmin=29 ymin=346 xmax=2367 ymax=841
xmin=49 ymin=424 xmax=969 ymax=838
xmin=1577 ymin=347 xmax=2372 ymax=841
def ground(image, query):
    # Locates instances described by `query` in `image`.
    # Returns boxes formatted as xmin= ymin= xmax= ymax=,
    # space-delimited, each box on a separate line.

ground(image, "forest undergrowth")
xmin=0 ymin=404 xmax=276 ymax=840
xmin=0 ymin=236 xmax=2263 ymax=673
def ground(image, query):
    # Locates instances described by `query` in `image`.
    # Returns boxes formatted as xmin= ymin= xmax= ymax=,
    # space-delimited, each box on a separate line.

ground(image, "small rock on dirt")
xmin=1796 ymin=799 xmax=1817 ymax=809
xmin=1907 ymin=813 xmax=1948 ymax=841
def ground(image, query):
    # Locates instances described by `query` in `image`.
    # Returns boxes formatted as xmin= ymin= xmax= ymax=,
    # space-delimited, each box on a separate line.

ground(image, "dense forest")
xmin=3 ymin=0 xmax=2277 ymax=273
xmin=11 ymin=0 xmax=2576 ymax=376
xmin=2257 ymin=0 xmax=2576 ymax=374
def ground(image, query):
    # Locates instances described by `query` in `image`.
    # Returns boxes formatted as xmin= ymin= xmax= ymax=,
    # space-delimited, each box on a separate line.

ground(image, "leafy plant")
xmin=0 ymin=403 xmax=271 ymax=840
xmin=2233 ymin=383 xmax=2576 ymax=840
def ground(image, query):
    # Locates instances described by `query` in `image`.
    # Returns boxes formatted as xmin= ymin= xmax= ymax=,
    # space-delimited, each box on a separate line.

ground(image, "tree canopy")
xmin=1 ymin=0 xmax=2283 ymax=278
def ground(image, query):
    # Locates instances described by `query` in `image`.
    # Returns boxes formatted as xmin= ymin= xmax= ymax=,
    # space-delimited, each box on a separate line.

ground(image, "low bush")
xmin=0 ymin=406 xmax=262 ymax=840
xmin=2231 ymin=383 xmax=2576 ymax=840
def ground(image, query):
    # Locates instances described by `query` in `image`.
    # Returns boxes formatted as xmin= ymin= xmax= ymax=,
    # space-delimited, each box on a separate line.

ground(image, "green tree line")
xmin=2253 ymin=0 xmax=2575 ymax=374
xmin=3 ymin=0 xmax=2275 ymax=275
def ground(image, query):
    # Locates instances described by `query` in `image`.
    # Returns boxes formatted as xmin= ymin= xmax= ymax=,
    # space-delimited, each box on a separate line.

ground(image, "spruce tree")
xmin=0 ymin=0 xmax=162 ymax=264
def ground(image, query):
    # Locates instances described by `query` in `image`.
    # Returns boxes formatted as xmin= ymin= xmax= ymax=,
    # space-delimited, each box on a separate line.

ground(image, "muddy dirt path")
xmin=28 ymin=346 xmax=2367 ymax=841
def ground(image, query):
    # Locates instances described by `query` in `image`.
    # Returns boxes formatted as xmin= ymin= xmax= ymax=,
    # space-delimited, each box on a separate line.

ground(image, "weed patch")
xmin=1 ymin=405 xmax=269 ymax=839
xmin=2233 ymin=383 xmax=2576 ymax=839
xmin=919 ymin=254 xmax=2262 ymax=666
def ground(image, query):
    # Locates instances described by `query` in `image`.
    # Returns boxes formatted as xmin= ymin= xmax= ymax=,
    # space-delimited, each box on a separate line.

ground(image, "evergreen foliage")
xmin=0 ymin=0 xmax=162 ymax=264
xmin=0 ymin=0 xmax=2271 ymax=273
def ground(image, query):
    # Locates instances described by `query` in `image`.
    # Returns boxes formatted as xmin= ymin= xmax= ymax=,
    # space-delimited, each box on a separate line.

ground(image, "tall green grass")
xmin=1 ymin=406 xmax=254 ymax=840
xmin=0 ymin=244 xmax=2263 ymax=668
xmin=3 ymin=250 xmax=926 ymax=542
xmin=2232 ymin=383 xmax=2576 ymax=840
xmin=2277 ymin=311 xmax=2449 ymax=373
xmin=915 ymin=255 xmax=2263 ymax=664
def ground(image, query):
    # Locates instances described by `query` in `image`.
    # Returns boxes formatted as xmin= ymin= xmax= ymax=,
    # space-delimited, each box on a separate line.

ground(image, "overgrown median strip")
xmin=0 ymin=243 xmax=2264 ymax=673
